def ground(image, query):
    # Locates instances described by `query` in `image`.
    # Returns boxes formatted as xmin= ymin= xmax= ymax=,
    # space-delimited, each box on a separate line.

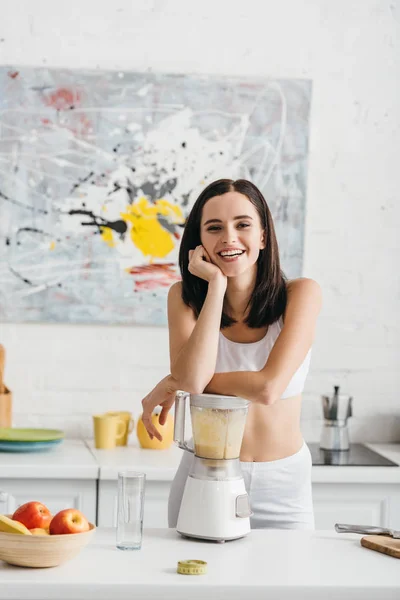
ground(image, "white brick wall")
xmin=0 ymin=0 xmax=399 ymax=442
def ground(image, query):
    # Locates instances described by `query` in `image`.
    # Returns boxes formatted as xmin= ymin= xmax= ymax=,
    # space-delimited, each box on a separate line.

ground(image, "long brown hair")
xmin=178 ymin=179 xmax=287 ymax=328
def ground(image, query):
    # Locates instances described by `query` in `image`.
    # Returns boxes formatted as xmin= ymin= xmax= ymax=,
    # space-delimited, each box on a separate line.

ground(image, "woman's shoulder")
xmin=168 ymin=281 xmax=196 ymax=317
xmin=168 ymin=280 xmax=183 ymax=297
xmin=168 ymin=281 xmax=184 ymax=307
xmin=285 ymin=277 xmax=322 ymax=314
xmin=286 ymin=277 xmax=321 ymax=298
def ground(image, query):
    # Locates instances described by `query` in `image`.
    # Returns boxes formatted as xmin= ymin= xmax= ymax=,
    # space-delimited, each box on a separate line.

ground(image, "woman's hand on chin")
xmin=188 ymin=245 xmax=227 ymax=288
xmin=141 ymin=375 xmax=179 ymax=441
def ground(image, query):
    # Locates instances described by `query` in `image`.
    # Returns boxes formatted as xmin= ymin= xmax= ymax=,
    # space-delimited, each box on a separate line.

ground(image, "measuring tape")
xmin=177 ymin=559 xmax=207 ymax=575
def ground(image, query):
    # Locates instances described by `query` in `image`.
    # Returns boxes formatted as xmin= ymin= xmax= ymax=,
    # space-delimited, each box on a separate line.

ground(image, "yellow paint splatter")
xmin=121 ymin=197 xmax=184 ymax=260
xmin=100 ymin=226 xmax=115 ymax=248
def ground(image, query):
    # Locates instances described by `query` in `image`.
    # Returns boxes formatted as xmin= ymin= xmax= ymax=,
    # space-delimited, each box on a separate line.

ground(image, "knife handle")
xmin=335 ymin=523 xmax=389 ymax=535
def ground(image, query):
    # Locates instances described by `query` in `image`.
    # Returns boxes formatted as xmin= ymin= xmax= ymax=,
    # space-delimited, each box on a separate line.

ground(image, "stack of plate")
xmin=0 ymin=428 xmax=64 ymax=452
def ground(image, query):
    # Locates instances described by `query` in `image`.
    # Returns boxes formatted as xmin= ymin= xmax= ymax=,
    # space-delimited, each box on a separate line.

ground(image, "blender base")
xmin=177 ymin=531 xmax=243 ymax=543
xmin=176 ymin=476 xmax=251 ymax=542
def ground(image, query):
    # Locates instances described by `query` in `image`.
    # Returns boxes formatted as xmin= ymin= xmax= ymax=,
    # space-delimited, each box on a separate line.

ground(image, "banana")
xmin=0 ymin=514 xmax=32 ymax=535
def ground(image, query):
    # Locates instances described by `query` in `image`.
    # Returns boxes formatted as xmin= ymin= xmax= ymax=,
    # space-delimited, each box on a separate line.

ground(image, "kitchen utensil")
xmin=0 ymin=439 xmax=63 ymax=452
xmin=92 ymin=414 xmax=125 ymax=449
xmin=335 ymin=523 xmax=400 ymax=538
xmin=0 ymin=345 xmax=12 ymax=428
xmin=174 ymin=392 xmax=252 ymax=542
xmin=105 ymin=411 xmax=134 ymax=446
xmin=320 ymin=386 xmax=353 ymax=450
xmin=0 ymin=519 xmax=96 ymax=567
xmin=0 ymin=387 xmax=12 ymax=429
xmin=116 ymin=471 xmax=146 ymax=551
xmin=361 ymin=535 xmax=400 ymax=559
xmin=330 ymin=385 xmax=339 ymax=419
xmin=0 ymin=428 xmax=64 ymax=442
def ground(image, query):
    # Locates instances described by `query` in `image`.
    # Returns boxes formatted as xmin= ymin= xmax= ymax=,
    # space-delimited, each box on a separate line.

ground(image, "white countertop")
xmin=85 ymin=438 xmax=184 ymax=481
xmin=0 ymin=439 xmax=399 ymax=484
xmin=86 ymin=439 xmax=400 ymax=484
xmin=0 ymin=439 xmax=99 ymax=479
xmin=0 ymin=528 xmax=399 ymax=600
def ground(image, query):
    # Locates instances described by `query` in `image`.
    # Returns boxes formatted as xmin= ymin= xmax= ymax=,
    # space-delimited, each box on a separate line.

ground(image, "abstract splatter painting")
xmin=0 ymin=67 xmax=312 ymax=325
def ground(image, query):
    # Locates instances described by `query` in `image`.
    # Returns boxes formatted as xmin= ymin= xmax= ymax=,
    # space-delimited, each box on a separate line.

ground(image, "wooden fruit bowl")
xmin=0 ymin=519 xmax=96 ymax=568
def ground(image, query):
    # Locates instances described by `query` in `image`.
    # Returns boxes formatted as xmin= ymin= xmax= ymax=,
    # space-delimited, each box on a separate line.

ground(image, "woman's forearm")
xmin=171 ymin=277 xmax=226 ymax=394
xmin=204 ymin=370 xmax=276 ymax=405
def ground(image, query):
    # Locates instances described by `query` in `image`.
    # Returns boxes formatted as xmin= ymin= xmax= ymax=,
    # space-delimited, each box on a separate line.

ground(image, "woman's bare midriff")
xmin=239 ymin=394 xmax=304 ymax=462
xmin=219 ymin=318 xmax=304 ymax=463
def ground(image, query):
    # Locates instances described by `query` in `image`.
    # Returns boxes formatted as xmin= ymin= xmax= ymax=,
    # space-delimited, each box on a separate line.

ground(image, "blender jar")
xmin=190 ymin=395 xmax=249 ymax=460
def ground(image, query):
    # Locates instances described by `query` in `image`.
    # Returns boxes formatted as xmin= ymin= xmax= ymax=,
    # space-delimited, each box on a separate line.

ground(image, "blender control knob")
xmin=236 ymin=494 xmax=253 ymax=518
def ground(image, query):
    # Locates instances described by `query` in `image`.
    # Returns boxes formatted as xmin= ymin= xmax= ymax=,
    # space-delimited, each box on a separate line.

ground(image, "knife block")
xmin=0 ymin=386 xmax=12 ymax=428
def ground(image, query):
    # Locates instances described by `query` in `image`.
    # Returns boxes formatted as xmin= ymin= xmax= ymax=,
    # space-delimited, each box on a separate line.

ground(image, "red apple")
xmin=49 ymin=509 xmax=90 ymax=535
xmin=12 ymin=501 xmax=52 ymax=530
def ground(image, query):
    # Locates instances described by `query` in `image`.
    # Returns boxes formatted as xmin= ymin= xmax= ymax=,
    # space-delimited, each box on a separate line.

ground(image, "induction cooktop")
xmin=308 ymin=443 xmax=398 ymax=466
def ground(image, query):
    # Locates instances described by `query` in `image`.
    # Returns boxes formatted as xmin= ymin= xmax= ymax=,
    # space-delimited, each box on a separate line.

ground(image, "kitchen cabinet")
xmin=312 ymin=482 xmax=400 ymax=529
xmin=95 ymin=479 xmax=400 ymax=530
xmin=97 ymin=479 xmax=170 ymax=528
xmin=0 ymin=479 xmax=97 ymax=524
xmin=0 ymin=440 xmax=99 ymax=524
xmin=86 ymin=440 xmax=184 ymax=528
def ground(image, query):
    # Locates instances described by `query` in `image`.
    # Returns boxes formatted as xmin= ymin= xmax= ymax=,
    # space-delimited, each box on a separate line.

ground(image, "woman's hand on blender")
xmin=188 ymin=246 xmax=227 ymax=288
xmin=141 ymin=375 xmax=179 ymax=441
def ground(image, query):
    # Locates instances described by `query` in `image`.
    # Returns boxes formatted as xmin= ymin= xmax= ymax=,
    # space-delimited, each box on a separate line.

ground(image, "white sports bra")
xmin=215 ymin=317 xmax=311 ymax=399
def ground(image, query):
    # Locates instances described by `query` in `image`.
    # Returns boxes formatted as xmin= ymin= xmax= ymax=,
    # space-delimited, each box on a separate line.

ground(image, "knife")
xmin=335 ymin=523 xmax=400 ymax=538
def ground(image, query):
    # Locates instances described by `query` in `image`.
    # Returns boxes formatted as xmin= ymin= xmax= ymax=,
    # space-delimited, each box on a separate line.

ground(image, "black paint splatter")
xmin=69 ymin=171 xmax=95 ymax=194
xmin=67 ymin=209 xmax=127 ymax=239
xmin=0 ymin=189 xmax=48 ymax=215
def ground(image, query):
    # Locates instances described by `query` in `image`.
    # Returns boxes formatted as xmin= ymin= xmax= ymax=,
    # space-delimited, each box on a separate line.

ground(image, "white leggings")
xmin=168 ymin=441 xmax=315 ymax=530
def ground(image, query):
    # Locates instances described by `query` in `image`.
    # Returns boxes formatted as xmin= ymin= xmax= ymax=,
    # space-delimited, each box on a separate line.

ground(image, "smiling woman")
xmin=179 ymin=179 xmax=287 ymax=330
xmin=140 ymin=178 xmax=322 ymax=532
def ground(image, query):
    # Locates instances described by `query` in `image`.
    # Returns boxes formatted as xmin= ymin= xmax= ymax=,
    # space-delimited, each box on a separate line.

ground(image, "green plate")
xmin=0 ymin=428 xmax=65 ymax=442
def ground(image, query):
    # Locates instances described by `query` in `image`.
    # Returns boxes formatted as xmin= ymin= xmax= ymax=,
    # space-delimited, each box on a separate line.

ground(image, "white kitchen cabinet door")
xmin=0 ymin=479 xmax=97 ymax=524
xmin=98 ymin=480 xmax=171 ymax=528
xmin=312 ymin=483 xmax=400 ymax=530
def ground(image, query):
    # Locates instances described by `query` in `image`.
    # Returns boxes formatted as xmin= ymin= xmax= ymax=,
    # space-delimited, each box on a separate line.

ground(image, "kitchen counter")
xmin=0 ymin=439 xmax=98 ymax=479
xmin=1 ymin=439 xmax=399 ymax=484
xmin=86 ymin=439 xmax=400 ymax=483
xmin=0 ymin=528 xmax=399 ymax=600
xmin=85 ymin=438 xmax=184 ymax=480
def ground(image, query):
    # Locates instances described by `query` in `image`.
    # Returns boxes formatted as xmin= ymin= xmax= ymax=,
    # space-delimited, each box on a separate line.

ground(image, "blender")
xmin=173 ymin=392 xmax=252 ymax=542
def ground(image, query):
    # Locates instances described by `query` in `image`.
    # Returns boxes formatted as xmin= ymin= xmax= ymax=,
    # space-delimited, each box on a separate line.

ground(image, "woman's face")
xmin=200 ymin=191 xmax=265 ymax=277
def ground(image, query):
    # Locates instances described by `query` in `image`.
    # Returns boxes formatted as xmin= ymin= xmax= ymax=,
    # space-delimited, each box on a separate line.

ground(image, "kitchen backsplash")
xmin=1 ymin=321 xmax=399 ymax=443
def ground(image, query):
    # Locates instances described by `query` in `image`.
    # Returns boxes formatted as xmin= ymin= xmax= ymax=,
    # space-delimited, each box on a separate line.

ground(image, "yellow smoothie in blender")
xmin=190 ymin=406 xmax=247 ymax=459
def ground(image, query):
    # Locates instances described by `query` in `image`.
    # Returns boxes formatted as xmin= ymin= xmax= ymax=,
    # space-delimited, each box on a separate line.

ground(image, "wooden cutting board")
xmin=361 ymin=535 xmax=400 ymax=558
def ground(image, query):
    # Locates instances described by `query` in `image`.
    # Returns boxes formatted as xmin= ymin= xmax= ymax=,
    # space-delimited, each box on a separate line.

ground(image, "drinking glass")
xmin=116 ymin=471 xmax=146 ymax=550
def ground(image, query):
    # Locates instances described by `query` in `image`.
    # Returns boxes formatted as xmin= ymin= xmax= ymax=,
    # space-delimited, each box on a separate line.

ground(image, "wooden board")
xmin=361 ymin=535 xmax=400 ymax=558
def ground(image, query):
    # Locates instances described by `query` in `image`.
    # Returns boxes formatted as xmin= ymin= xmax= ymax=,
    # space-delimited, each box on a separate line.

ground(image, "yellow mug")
xmin=105 ymin=411 xmax=134 ymax=446
xmin=92 ymin=414 xmax=125 ymax=449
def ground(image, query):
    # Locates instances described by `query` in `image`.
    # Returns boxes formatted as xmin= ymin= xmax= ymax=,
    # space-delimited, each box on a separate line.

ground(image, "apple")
xmin=30 ymin=528 xmax=50 ymax=535
xmin=12 ymin=501 xmax=52 ymax=530
xmin=49 ymin=509 xmax=90 ymax=535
